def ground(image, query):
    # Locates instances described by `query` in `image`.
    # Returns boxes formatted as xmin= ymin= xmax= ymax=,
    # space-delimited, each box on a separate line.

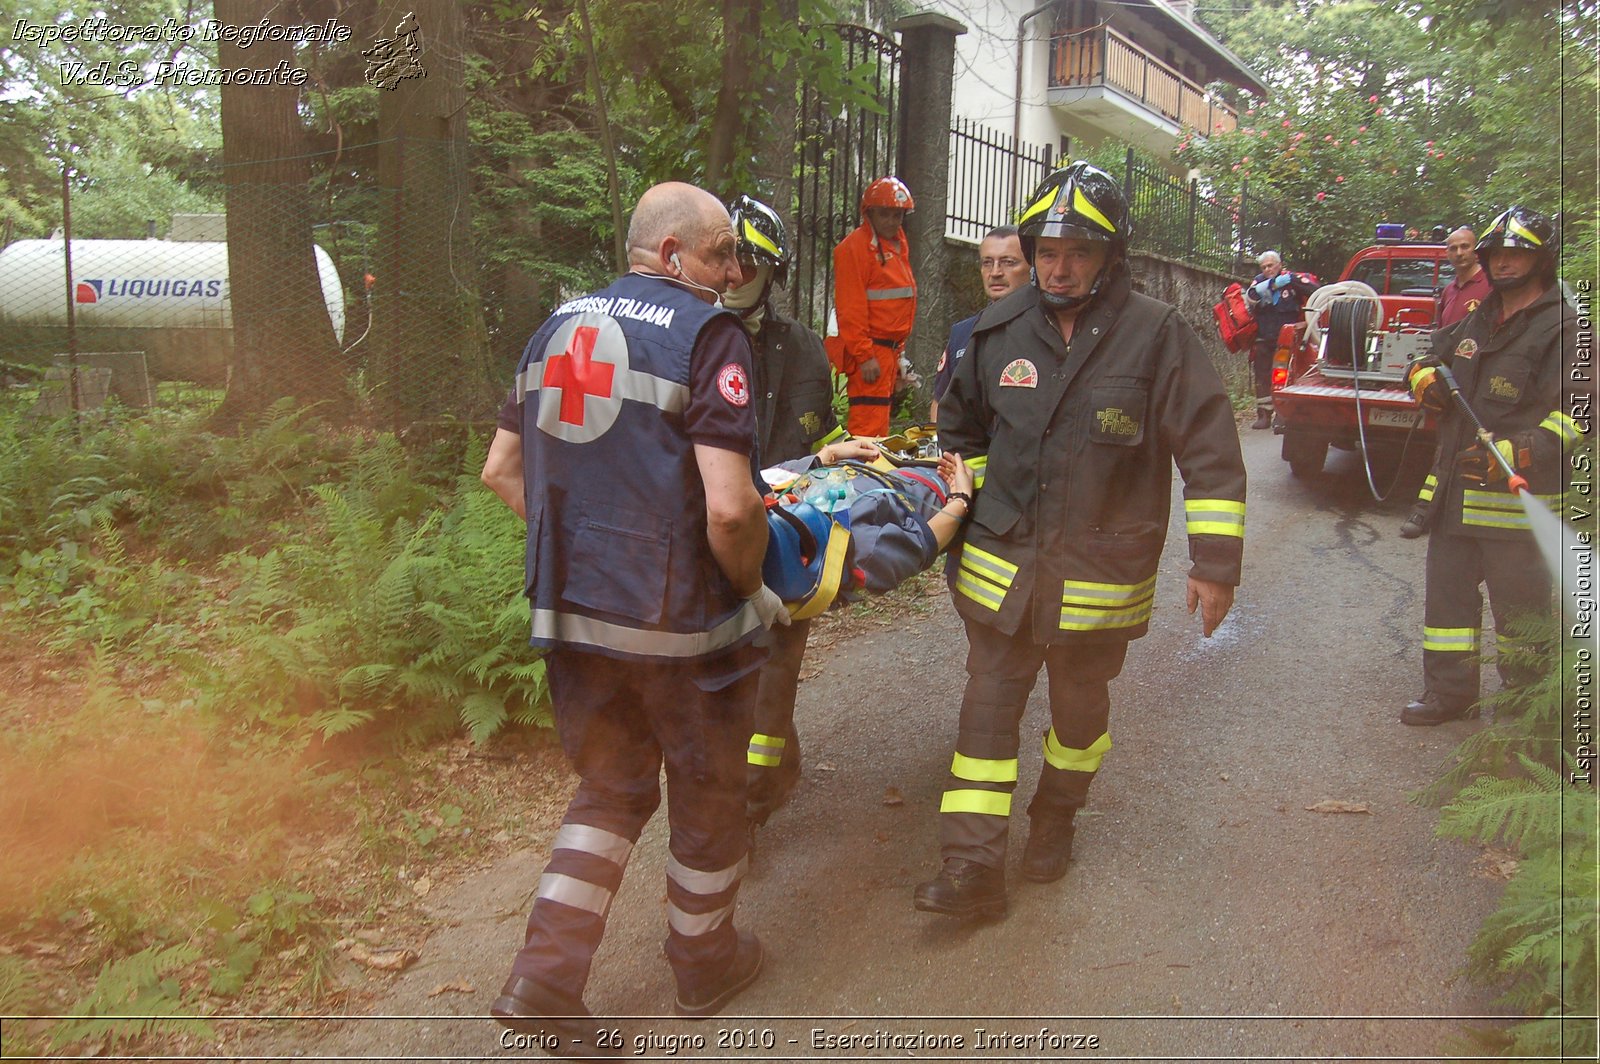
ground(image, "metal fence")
xmin=945 ymin=116 xmax=1056 ymax=244
xmin=1121 ymin=151 xmax=1289 ymax=273
xmin=942 ymin=133 xmax=1290 ymax=273
xmin=792 ymin=23 xmax=901 ymax=334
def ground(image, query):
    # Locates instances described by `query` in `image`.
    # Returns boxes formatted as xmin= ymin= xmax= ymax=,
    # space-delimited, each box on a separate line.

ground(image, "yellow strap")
xmin=786 ymin=522 xmax=853 ymax=621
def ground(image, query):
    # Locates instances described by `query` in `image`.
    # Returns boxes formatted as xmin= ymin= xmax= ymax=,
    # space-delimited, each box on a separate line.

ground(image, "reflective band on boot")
xmin=1042 ymin=729 xmax=1111 ymax=773
xmin=665 ymin=853 xmax=748 ymax=938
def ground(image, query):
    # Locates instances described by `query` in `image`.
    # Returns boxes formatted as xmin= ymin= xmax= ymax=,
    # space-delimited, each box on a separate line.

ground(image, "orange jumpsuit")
xmin=831 ymin=223 xmax=917 ymax=437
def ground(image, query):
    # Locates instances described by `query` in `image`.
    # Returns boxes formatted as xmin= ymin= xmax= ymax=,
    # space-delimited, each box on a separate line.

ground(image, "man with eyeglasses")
xmin=929 ymin=226 xmax=1032 ymax=422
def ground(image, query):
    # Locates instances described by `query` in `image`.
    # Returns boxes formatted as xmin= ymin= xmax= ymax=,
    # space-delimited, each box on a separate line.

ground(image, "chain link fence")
xmin=0 ymin=137 xmax=615 ymax=425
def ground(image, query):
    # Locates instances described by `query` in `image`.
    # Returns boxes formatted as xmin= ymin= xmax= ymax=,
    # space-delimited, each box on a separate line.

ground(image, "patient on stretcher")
xmin=760 ymin=438 xmax=975 ymax=618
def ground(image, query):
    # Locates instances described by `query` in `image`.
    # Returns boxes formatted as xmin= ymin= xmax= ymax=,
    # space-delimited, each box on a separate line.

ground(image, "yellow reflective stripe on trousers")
xmin=1042 ymin=729 xmax=1112 ymax=772
xmin=1184 ymin=498 xmax=1245 ymax=538
xmin=940 ymin=789 xmax=1012 ymax=816
xmin=1461 ymin=489 xmax=1562 ymax=530
xmin=747 ymin=732 xmax=786 ymax=767
xmin=1418 ymin=473 xmax=1437 ymax=503
xmin=1540 ymin=410 xmax=1581 ymax=447
xmin=1059 ymin=574 xmax=1156 ymax=631
xmin=1423 ymin=626 xmax=1480 ymax=653
xmin=951 ymin=752 xmax=1019 ymax=783
xmin=954 ymin=542 xmax=1016 ymax=612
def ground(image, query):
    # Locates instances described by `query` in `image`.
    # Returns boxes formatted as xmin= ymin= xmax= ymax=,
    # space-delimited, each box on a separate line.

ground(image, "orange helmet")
xmin=861 ymin=177 xmax=914 ymax=213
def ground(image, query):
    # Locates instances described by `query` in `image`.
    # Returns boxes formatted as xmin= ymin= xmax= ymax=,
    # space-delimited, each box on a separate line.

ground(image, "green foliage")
xmin=1190 ymin=0 xmax=1590 ymax=280
xmin=1418 ymin=621 xmax=1598 ymax=1057
xmin=47 ymin=944 xmax=212 ymax=1053
xmin=0 ymin=400 xmax=549 ymax=746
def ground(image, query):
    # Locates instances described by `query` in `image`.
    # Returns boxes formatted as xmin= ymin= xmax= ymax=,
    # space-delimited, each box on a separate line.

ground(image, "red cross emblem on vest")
xmin=542 ymin=324 xmax=616 ymax=425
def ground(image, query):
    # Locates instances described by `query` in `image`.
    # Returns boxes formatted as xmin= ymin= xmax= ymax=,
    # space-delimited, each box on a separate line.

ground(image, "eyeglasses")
xmin=981 ymin=257 xmax=1024 ymax=271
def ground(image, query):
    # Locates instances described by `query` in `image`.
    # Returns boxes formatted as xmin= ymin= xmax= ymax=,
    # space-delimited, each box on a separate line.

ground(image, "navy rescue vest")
xmin=515 ymin=272 xmax=763 ymax=661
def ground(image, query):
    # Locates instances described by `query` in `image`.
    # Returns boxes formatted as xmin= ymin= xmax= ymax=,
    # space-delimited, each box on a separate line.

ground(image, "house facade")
xmin=932 ymin=0 xmax=1265 ymax=169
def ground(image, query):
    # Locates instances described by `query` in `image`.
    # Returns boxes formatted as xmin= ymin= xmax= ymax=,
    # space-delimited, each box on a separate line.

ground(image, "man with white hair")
xmin=1245 ymin=250 xmax=1318 ymax=429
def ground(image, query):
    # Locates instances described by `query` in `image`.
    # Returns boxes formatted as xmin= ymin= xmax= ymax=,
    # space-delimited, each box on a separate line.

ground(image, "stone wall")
xmin=911 ymin=240 xmax=1254 ymax=408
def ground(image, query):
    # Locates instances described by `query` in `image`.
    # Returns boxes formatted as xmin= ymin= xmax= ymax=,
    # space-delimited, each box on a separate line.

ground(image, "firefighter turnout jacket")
xmin=1424 ymin=283 xmax=1584 ymax=539
xmin=751 ymin=307 xmax=844 ymax=465
xmin=515 ymin=272 xmax=767 ymax=662
xmin=937 ymin=269 xmax=1247 ymax=643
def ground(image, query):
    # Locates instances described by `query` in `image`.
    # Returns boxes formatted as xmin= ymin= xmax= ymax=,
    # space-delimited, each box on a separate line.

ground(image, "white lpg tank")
xmin=0 ymin=238 xmax=346 ymax=338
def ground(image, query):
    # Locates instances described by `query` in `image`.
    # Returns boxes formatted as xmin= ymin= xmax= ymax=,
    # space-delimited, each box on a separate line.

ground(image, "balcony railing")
xmin=1049 ymin=25 xmax=1238 ymax=136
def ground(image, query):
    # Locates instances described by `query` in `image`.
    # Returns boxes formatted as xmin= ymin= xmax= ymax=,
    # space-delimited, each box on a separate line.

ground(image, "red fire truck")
xmin=1269 ymin=226 xmax=1454 ymax=479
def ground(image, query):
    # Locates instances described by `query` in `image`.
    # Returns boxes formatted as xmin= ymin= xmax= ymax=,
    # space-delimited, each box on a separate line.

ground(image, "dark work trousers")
xmin=509 ymin=646 xmax=757 ymax=1004
xmin=940 ymin=612 xmax=1129 ymax=868
xmin=746 ymin=619 xmax=812 ymax=825
xmin=1249 ymin=336 xmax=1276 ymax=408
xmin=1423 ymin=526 xmax=1551 ymax=711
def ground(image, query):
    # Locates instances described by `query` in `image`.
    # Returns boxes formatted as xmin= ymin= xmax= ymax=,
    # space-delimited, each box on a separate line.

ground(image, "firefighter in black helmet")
xmin=1402 ymin=206 xmax=1585 ymax=726
xmin=725 ymin=194 xmax=849 ymax=837
xmin=918 ymin=161 xmax=1247 ymax=919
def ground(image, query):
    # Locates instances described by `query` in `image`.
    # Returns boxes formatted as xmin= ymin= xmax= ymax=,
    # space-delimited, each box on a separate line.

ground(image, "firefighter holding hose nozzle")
xmin=1401 ymin=205 xmax=1587 ymax=726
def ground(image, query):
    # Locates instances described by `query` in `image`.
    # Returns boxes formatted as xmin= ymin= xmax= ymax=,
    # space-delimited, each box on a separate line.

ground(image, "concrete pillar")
xmin=892 ymin=11 xmax=965 ymax=403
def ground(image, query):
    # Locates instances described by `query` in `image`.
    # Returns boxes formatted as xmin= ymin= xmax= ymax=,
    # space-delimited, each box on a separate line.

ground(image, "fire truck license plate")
xmin=1367 ymin=407 xmax=1422 ymax=428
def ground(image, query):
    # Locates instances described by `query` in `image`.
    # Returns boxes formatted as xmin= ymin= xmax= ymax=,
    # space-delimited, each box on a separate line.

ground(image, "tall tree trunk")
xmin=212 ymin=0 xmax=345 ymax=426
xmin=370 ymin=0 xmax=495 ymax=425
xmin=704 ymin=0 xmax=760 ymax=194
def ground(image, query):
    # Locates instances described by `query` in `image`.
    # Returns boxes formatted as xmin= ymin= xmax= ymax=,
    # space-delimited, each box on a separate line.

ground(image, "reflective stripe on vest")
xmin=1540 ymin=410 xmax=1581 ymax=448
xmin=1418 ymin=473 xmax=1437 ymax=503
xmin=1059 ymin=574 xmax=1157 ymax=632
xmin=951 ymin=752 xmax=1019 ymax=784
xmin=1184 ymin=497 xmax=1245 ymax=538
xmin=1423 ymin=625 xmax=1480 ymax=653
xmin=964 ymin=454 xmax=988 ymax=489
xmin=866 ymin=286 xmax=915 ymax=301
xmin=514 ymin=363 xmax=690 ymax=416
xmin=530 ymin=597 xmax=764 ymax=658
xmin=954 ymin=542 xmax=1017 ymax=612
xmin=1043 ymin=729 xmax=1111 ymax=773
xmin=747 ymin=732 xmax=786 ymax=767
xmin=1461 ymin=488 xmax=1562 ymax=531
xmin=940 ymin=788 xmax=1012 ymax=817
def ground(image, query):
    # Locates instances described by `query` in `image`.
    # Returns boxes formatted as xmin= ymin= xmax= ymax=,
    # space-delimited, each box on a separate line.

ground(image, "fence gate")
xmin=791 ymin=24 xmax=900 ymax=335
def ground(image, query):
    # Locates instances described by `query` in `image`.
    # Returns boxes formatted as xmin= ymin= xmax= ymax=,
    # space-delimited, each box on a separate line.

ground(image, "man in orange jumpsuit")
xmin=831 ymin=177 xmax=918 ymax=437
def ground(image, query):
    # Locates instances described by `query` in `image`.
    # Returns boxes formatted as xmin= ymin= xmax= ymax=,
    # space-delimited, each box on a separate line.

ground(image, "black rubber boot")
xmin=674 ymin=931 xmax=763 ymax=1019
xmin=912 ymin=858 xmax=1007 ymax=919
xmin=1401 ymin=696 xmax=1479 ymax=726
xmin=491 ymin=976 xmax=605 ymax=1057
xmin=1251 ymin=407 xmax=1273 ymax=430
xmin=1020 ymin=812 xmax=1078 ymax=883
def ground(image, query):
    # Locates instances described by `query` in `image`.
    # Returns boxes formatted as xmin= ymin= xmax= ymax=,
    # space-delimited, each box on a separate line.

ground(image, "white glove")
xmin=746 ymin=584 xmax=792 ymax=628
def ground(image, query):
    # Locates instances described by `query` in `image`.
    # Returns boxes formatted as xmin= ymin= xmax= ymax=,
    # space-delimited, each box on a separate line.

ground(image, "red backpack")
xmin=1213 ymin=282 xmax=1257 ymax=353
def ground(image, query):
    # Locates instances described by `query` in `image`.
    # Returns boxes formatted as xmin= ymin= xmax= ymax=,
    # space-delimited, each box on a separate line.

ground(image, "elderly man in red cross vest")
xmin=481 ymin=181 xmax=788 ymax=1053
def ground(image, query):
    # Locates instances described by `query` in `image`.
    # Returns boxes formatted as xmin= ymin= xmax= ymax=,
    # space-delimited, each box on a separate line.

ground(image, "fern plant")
xmin=46 ymin=944 xmax=213 ymax=1053
xmin=1422 ymin=618 xmax=1598 ymax=1059
xmin=195 ymin=463 xmax=546 ymax=744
